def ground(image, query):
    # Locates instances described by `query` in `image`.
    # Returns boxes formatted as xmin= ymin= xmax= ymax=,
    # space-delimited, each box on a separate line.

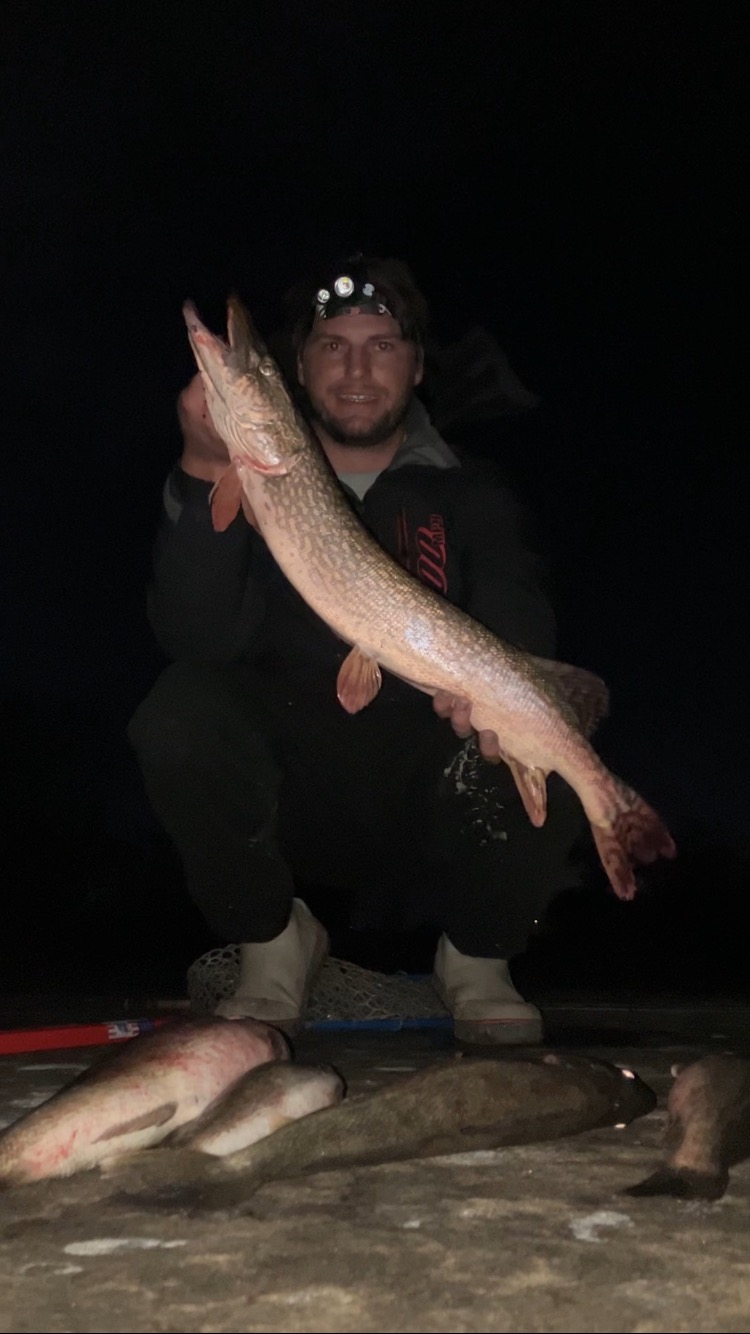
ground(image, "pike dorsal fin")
xmin=528 ymin=657 xmax=609 ymax=738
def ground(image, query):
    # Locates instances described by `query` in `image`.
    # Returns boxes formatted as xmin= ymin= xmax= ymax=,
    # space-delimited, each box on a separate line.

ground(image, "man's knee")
xmin=129 ymin=663 xmax=207 ymax=760
xmin=127 ymin=661 xmax=271 ymax=770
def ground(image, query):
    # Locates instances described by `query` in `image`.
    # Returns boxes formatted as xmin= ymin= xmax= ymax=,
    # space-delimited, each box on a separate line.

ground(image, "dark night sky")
xmin=2 ymin=1 xmax=747 ymax=988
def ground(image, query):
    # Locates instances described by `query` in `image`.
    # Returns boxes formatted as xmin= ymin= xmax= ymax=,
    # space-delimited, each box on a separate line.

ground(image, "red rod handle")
xmin=0 ymin=1019 xmax=169 ymax=1056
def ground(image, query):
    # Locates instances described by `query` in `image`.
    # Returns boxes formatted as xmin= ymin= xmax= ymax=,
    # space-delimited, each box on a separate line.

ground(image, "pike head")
xmin=183 ymin=295 xmax=303 ymax=477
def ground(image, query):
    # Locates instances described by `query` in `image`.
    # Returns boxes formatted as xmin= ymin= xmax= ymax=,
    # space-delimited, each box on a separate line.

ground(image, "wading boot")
xmin=432 ymin=934 xmax=543 ymax=1045
xmin=215 ymin=898 xmax=329 ymax=1038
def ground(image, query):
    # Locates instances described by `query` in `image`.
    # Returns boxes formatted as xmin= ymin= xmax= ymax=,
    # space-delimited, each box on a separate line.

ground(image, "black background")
xmin=2 ymin=1 xmax=746 ymax=1000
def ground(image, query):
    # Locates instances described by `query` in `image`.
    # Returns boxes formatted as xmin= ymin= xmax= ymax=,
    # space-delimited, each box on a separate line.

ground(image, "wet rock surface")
xmin=1 ymin=1002 xmax=749 ymax=1333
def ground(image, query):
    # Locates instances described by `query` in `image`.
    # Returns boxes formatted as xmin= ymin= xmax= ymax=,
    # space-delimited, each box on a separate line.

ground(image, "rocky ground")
xmin=0 ymin=999 xmax=748 ymax=1334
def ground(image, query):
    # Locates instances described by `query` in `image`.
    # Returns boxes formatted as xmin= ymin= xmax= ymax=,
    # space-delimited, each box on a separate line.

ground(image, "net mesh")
xmin=187 ymin=948 xmax=449 ymax=1023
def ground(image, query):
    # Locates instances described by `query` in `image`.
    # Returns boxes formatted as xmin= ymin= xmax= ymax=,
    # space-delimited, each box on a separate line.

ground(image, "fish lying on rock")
xmin=111 ymin=1050 xmax=656 ymax=1217
xmin=626 ymin=1054 xmax=750 ymax=1200
xmin=166 ymin=1061 xmax=345 ymax=1157
xmin=0 ymin=1017 xmax=288 ymax=1185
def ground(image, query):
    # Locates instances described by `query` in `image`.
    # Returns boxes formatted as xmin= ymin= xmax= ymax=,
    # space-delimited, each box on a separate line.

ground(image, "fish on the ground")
xmin=626 ymin=1054 xmax=750 ymax=1200
xmin=0 ymin=1017 xmax=288 ymax=1185
xmin=166 ymin=1062 xmax=345 ymax=1156
xmin=113 ymin=1050 xmax=656 ymax=1216
xmin=183 ymin=296 xmax=675 ymax=902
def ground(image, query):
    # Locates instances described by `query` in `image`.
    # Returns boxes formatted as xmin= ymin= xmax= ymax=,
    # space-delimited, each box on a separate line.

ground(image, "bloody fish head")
xmin=183 ymin=297 xmax=303 ymax=476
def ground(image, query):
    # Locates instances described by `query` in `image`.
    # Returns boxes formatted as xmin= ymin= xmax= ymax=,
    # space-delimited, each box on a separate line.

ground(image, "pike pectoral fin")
xmin=93 ymin=1103 xmax=178 ymax=1143
xmin=506 ymin=758 xmax=548 ymax=827
xmin=336 ymin=647 xmax=383 ymax=714
xmin=210 ymin=466 xmax=244 ymax=532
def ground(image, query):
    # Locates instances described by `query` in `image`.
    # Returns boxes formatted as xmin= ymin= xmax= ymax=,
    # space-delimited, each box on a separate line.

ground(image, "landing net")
xmin=187 ymin=948 xmax=449 ymax=1026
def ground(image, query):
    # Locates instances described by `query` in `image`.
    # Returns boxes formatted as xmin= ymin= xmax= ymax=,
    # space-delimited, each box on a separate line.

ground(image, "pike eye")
xmin=259 ymin=359 xmax=275 ymax=377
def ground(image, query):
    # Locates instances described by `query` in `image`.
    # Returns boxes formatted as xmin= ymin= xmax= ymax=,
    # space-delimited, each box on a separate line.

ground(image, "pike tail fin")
xmin=107 ymin=1145 xmax=268 ymax=1218
xmin=590 ymin=775 xmax=676 ymax=901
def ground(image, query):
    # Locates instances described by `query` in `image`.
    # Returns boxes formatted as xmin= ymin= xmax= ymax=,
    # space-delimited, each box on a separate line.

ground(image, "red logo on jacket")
xmin=397 ymin=510 xmax=448 ymax=594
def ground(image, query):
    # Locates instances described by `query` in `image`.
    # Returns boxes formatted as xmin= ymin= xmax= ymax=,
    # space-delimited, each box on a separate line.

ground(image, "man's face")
xmin=298 ymin=312 xmax=423 ymax=447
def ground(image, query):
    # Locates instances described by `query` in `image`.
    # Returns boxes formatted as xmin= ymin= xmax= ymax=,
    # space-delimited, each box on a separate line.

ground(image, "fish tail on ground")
xmin=107 ymin=1148 xmax=266 ymax=1217
xmin=101 ymin=1145 xmax=214 ymax=1193
xmin=589 ymin=773 xmax=676 ymax=901
xmin=133 ymin=1173 xmax=264 ymax=1218
xmin=625 ymin=1165 xmax=728 ymax=1200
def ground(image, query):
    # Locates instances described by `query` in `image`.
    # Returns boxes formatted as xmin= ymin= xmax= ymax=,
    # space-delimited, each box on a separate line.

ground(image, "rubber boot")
xmin=215 ymin=899 xmax=329 ymax=1037
xmin=432 ymin=934 xmax=543 ymax=1045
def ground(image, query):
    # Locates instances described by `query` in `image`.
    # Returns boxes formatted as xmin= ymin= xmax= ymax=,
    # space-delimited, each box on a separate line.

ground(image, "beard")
xmin=305 ymin=388 xmax=413 ymax=448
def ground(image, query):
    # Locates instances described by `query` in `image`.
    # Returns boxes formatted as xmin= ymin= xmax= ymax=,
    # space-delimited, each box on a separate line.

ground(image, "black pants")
xmin=128 ymin=661 xmax=586 ymax=960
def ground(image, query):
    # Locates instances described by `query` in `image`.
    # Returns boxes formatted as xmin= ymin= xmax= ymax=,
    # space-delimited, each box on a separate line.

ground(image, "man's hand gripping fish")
xmin=183 ymin=296 xmax=676 ymax=901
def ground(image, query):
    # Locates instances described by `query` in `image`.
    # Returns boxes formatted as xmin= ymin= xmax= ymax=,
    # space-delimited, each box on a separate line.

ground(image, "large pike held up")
xmin=184 ymin=296 xmax=675 ymax=900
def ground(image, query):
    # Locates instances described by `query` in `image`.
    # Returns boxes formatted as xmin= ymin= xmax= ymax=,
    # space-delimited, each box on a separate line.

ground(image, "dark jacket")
xmin=147 ymin=399 xmax=557 ymax=712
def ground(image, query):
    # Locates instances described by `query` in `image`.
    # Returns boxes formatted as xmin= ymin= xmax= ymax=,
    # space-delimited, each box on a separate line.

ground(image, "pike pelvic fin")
xmin=506 ymin=758 xmax=548 ymax=827
xmin=336 ymin=647 xmax=383 ymax=714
